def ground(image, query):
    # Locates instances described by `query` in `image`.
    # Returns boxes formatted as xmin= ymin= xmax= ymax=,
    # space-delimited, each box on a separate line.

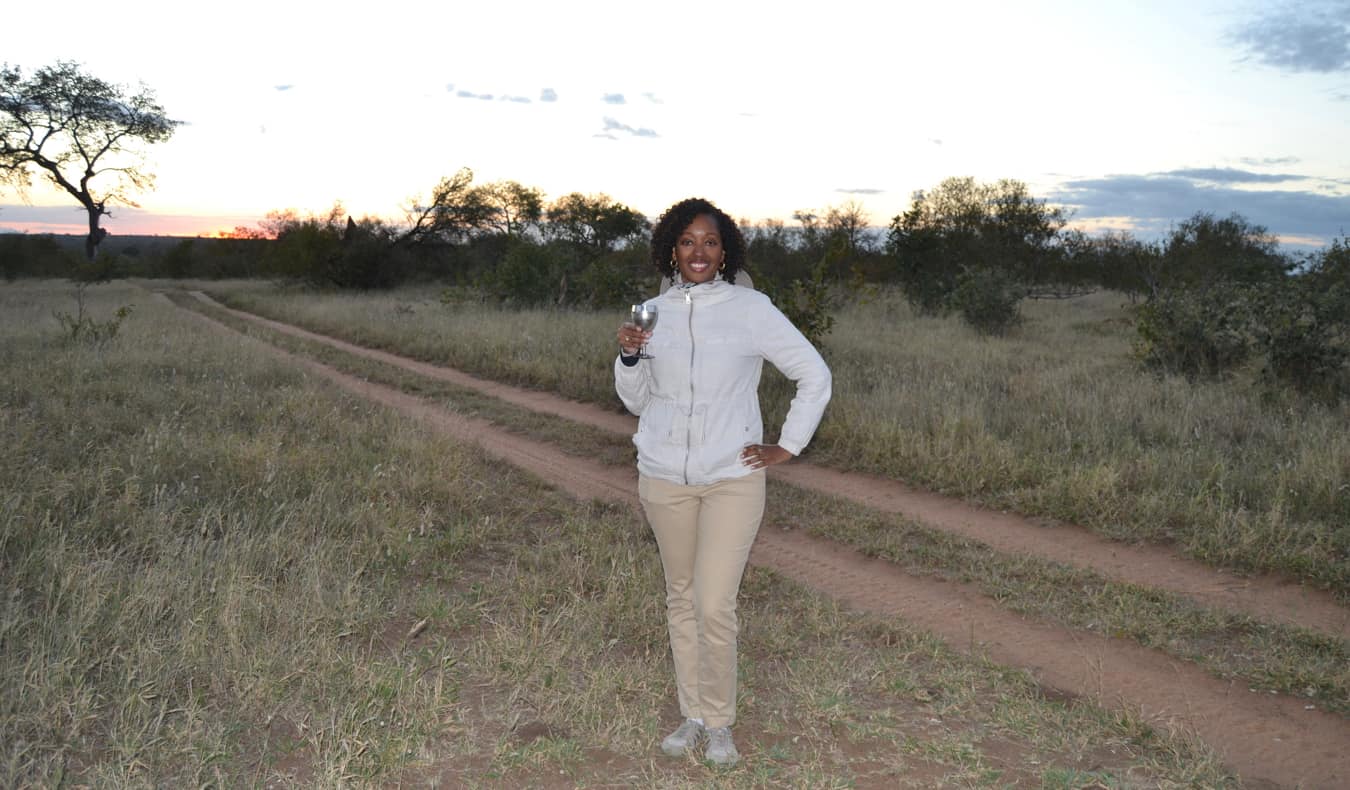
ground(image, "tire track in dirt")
xmin=190 ymin=291 xmax=1350 ymax=641
xmin=176 ymin=293 xmax=1349 ymax=789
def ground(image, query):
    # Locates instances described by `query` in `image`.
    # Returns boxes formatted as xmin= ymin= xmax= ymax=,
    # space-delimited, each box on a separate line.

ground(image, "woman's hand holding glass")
xmin=618 ymin=322 xmax=653 ymax=357
xmin=621 ymin=304 xmax=658 ymax=358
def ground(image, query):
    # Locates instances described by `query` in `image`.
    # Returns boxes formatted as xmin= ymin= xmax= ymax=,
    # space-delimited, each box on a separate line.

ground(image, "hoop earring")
xmin=719 ymin=259 xmax=726 ymax=272
xmin=669 ymin=256 xmax=678 ymax=275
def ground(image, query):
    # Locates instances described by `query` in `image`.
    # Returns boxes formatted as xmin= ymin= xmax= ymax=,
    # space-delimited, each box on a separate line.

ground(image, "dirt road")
xmin=179 ymin=292 xmax=1350 ymax=788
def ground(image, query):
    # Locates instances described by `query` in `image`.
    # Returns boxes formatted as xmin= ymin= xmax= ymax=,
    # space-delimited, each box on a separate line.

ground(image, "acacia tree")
xmin=545 ymin=192 xmax=648 ymax=257
xmin=471 ymin=179 xmax=544 ymax=238
xmin=1 ymin=61 xmax=180 ymax=260
xmin=545 ymin=192 xmax=649 ymax=304
xmin=397 ymin=168 xmax=491 ymax=246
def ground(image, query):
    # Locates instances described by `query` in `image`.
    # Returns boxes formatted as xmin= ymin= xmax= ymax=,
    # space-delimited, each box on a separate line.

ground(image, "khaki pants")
xmin=639 ymin=470 xmax=766 ymax=728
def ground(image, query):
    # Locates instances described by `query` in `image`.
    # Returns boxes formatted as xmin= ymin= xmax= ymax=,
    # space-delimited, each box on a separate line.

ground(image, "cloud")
xmin=274 ymin=84 xmax=294 ymax=92
xmin=1230 ymin=2 xmax=1350 ymax=73
xmin=643 ymin=92 xmax=663 ymax=104
xmin=0 ymin=204 xmax=88 ymax=234
xmin=1240 ymin=156 xmax=1301 ymax=166
xmin=540 ymin=88 xmax=558 ymax=102
xmin=0 ymin=204 xmax=259 ymax=237
xmin=1161 ymin=167 xmax=1309 ymax=184
xmin=599 ymin=117 xmax=657 ymax=138
xmin=1048 ymin=172 xmax=1350 ymax=243
xmin=835 ymin=188 xmax=885 ymax=195
xmin=602 ymin=93 xmax=626 ymax=104
xmin=447 ymin=87 xmax=541 ymax=104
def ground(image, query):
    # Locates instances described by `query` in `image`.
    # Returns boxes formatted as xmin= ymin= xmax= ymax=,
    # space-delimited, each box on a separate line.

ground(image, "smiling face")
xmin=673 ymin=213 xmax=724 ymax=284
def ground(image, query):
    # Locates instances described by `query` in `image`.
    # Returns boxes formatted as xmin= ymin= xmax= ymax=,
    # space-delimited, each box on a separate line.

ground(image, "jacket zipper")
xmin=683 ymin=289 xmax=695 ymax=485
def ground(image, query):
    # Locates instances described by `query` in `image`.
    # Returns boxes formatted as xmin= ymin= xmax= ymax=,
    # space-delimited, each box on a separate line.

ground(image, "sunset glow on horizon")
xmin=4 ymin=0 xmax=1349 ymax=248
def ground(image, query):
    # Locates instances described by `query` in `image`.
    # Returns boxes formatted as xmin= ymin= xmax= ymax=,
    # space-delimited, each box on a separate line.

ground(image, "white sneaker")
xmin=660 ymin=718 xmax=705 ymax=756
xmin=704 ymin=726 xmax=739 ymax=766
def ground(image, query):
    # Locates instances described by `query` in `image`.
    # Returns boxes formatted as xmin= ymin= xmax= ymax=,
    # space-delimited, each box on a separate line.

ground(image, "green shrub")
xmin=1253 ymin=255 xmax=1350 ymax=399
xmin=264 ymin=217 xmax=343 ymax=283
xmin=893 ymin=245 xmax=958 ymax=316
xmin=576 ymin=248 xmax=646 ymax=309
xmin=952 ymin=267 xmax=1022 ymax=336
xmin=1159 ymin=211 xmax=1289 ymax=292
xmin=325 ymin=234 xmax=408 ymax=289
xmin=157 ymin=238 xmax=195 ymax=278
xmin=0 ymin=234 xmax=77 ymax=279
xmin=1133 ymin=236 xmax=1350 ymax=397
xmin=71 ymin=251 xmax=125 ymax=283
xmin=483 ymin=241 xmax=566 ymax=306
xmin=1132 ymin=285 xmax=1253 ymax=377
xmin=1258 ymin=309 xmax=1347 ymax=398
xmin=759 ymin=256 xmax=836 ymax=348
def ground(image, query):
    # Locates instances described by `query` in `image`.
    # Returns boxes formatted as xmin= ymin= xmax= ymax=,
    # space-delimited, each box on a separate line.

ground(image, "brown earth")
xmin=179 ymin=291 xmax=1350 ymax=788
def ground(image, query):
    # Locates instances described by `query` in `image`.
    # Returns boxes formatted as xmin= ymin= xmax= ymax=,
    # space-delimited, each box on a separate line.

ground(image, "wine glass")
xmin=630 ymin=303 xmax=659 ymax=359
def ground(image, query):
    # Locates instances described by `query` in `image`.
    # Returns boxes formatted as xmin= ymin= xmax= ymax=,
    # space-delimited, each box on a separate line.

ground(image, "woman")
xmin=615 ymin=197 xmax=831 ymax=765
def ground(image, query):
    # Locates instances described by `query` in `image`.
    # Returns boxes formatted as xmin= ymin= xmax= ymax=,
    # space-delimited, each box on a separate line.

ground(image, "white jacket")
xmin=614 ymin=279 xmax=832 ymax=485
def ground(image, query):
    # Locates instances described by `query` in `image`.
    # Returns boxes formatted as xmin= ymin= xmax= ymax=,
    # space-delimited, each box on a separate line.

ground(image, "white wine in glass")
xmin=630 ymin=303 xmax=658 ymax=359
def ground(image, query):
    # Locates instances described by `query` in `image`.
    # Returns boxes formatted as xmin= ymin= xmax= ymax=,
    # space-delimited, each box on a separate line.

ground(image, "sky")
xmin=2 ymin=0 xmax=1349 ymax=248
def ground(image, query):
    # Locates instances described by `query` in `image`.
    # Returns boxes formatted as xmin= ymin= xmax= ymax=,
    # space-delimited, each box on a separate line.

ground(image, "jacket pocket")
xmin=697 ymin=395 xmax=764 ymax=476
xmin=634 ymin=401 xmax=686 ymax=479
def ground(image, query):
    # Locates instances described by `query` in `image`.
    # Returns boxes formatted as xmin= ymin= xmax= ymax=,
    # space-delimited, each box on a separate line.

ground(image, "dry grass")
xmin=178 ymin=284 xmax=1350 ymax=716
xmin=207 ymin=281 xmax=1350 ymax=596
xmin=808 ymin=291 xmax=1350 ymax=594
xmin=1 ymin=280 xmax=1233 ymax=786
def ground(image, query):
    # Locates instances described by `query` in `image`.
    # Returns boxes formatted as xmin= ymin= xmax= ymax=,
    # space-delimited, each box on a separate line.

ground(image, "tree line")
xmin=4 ymin=60 xmax=1348 ymax=399
xmin=4 ymin=168 xmax=1348 ymax=396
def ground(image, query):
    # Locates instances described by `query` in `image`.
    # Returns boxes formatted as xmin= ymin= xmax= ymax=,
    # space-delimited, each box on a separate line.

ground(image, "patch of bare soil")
xmin=180 ymin=293 xmax=1350 ymax=788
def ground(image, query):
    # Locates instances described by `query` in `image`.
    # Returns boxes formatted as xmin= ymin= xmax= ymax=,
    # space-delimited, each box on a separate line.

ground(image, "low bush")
xmin=1255 ymin=289 xmax=1343 ymax=397
xmin=0 ymin=234 xmax=77 ymax=279
xmin=575 ymin=247 xmax=647 ymax=309
xmin=1133 ymin=237 xmax=1350 ymax=398
xmin=757 ymin=256 xmax=836 ymax=347
xmin=481 ymin=241 xmax=566 ymax=306
xmin=51 ymin=285 xmax=133 ymax=346
xmin=1132 ymin=285 xmax=1253 ymax=378
xmin=1252 ymin=245 xmax=1350 ymax=399
xmin=952 ymin=267 xmax=1022 ymax=336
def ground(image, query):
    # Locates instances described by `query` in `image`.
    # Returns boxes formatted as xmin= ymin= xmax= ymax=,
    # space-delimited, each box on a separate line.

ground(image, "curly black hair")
xmin=650 ymin=197 xmax=746 ymax=285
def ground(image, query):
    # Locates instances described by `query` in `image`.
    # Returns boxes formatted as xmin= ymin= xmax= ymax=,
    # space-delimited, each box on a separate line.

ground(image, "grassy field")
xmin=1 ymin=280 xmax=1238 ymax=786
xmin=205 ymin=280 xmax=1350 ymax=597
xmin=175 ymin=285 xmax=1350 ymax=716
